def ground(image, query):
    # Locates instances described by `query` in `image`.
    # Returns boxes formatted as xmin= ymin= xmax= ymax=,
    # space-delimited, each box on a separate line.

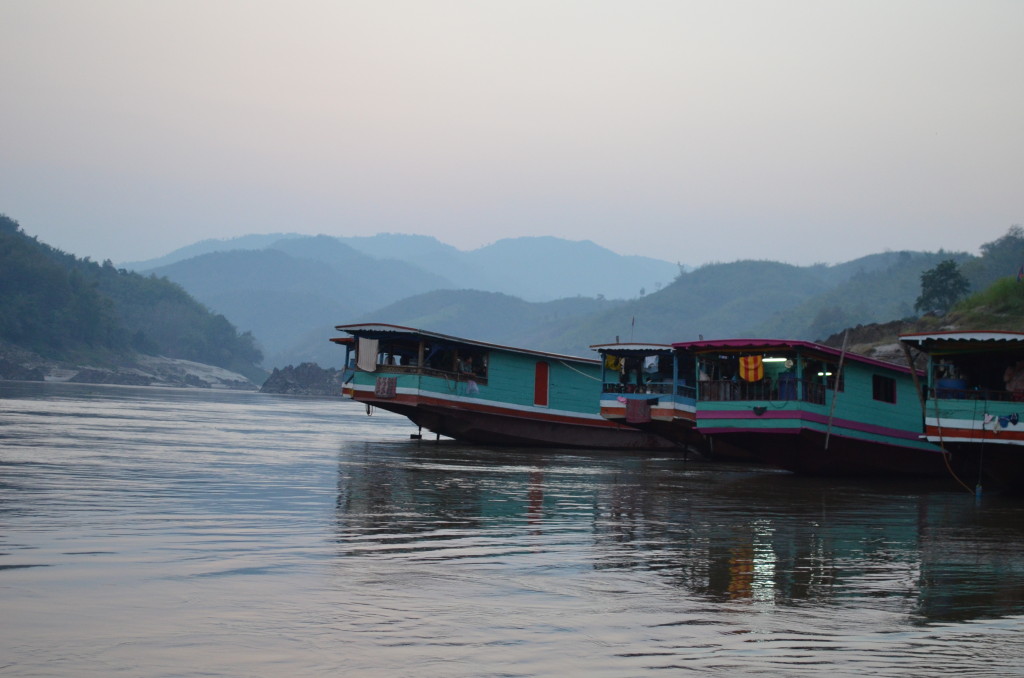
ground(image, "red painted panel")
xmin=534 ymin=362 xmax=549 ymax=407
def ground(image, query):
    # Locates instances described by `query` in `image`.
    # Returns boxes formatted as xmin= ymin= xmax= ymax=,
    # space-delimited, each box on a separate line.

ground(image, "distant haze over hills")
xmin=122 ymin=228 xmax=1021 ymax=369
xmin=134 ymin=233 xmax=680 ymax=366
xmin=126 ymin=233 xmax=681 ymax=302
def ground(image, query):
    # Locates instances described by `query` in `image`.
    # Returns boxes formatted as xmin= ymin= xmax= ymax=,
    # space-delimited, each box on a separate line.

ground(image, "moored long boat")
xmin=673 ymin=338 xmax=947 ymax=476
xmin=900 ymin=331 xmax=1024 ymax=492
xmin=332 ymin=323 xmax=678 ymax=450
xmin=589 ymin=342 xmax=711 ymax=456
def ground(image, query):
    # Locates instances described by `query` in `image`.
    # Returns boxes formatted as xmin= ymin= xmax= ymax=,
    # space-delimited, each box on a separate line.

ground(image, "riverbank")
xmin=0 ymin=342 xmax=257 ymax=390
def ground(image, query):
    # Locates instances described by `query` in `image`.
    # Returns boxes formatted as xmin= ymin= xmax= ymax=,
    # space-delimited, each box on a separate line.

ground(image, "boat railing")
xmin=700 ymin=378 xmax=826 ymax=405
xmin=929 ymin=386 xmax=1022 ymax=402
xmin=360 ymin=363 xmax=489 ymax=385
xmin=602 ymin=381 xmax=696 ymax=399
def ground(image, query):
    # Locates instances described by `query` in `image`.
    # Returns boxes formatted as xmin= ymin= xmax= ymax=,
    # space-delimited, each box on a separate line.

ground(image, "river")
xmin=2 ymin=381 xmax=1023 ymax=677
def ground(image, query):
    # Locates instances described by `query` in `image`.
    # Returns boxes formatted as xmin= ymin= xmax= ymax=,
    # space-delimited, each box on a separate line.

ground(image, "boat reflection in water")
xmin=335 ymin=443 xmax=1024 ymax=625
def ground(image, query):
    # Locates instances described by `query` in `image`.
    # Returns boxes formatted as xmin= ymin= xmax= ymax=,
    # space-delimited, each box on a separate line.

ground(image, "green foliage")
xmin=0 ymin=214 xmax=263 ymax=378
xmin=961 ymin=225 xmax=1024 ymax=289
xmin=915 ymin=259 xmax=970 ymax=315
xmin=754 ymin=251 xmax=967 ymax=340
xmin=946 ymin=277 xmax=1024 ymax=330
xmin=0 ymin=215 xmax=124 ymax=355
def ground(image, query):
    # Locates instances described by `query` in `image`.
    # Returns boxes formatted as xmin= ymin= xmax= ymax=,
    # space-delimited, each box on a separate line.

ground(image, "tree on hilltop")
xmin=915 ymin=259 xmax=970 ymax=315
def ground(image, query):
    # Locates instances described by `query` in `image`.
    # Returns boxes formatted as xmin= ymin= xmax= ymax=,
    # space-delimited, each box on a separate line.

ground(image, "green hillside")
xmin=552 ymin=260 xmax=830 ymax=353
xmin=0 ymin=215 xmax=264 ymax=381
xmin=330 ymin=229 xmax=1019 ymax=359
xmin=947 ymin=276 xmax=1024 ymax=331
xmin=753 ymin=250 xmax=972 ymax=340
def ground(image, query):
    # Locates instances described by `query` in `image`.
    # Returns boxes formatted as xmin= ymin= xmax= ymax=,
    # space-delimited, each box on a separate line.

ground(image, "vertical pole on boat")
xmin=823 ymin=331 xmax=849 ymax=450
xmin=672 ymin=350 xmax=679 ymax=397
xmin=904 ymin=340 xmax=976 ymax=495
xmin=901 ymin=341 xmax=928 ymax=417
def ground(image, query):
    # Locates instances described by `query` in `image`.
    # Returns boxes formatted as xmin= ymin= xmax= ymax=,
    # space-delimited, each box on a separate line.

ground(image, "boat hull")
xmin=348 ymin=386 xmax=680 ymax=450
xmin=706 ymin=428 xmax=949 ymax=476
xmin=925 ymin=417 xmax=1024 ymax=492
xmin=696 ymin=402 xmax=947 ymax=476
xmin=936 ymin=440 xmax=1024 ymax=494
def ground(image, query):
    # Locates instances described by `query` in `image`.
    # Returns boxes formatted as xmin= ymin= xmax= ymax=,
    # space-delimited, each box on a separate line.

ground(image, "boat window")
xmin=932 ymin=354 xmax=1024 ymax=400
xmin=872 ymin=374 xmax=897 ymax=403
xmin=803 ymin=359 xmax=844 ymax=392
xmin=363 ymin=338 xmax=489 ymax=382
xmin=601 ymin=352 xmax=679 ymax=395
xmin=422 ymin=343 xmax=489 ymax=381
xmin=456 ymin=349 xmax=488 ymax=380
xmin=697 ymin=351 xmax=849 ymax=404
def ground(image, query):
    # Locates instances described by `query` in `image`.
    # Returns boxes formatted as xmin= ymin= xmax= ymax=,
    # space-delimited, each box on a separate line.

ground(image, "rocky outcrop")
xmin=819 ymin=318 xmax=956 ymax=366
xmin=0 ymin=358 xmax=45 ymax=381
xmin=260 ymin=363 xmax=347 ymax=396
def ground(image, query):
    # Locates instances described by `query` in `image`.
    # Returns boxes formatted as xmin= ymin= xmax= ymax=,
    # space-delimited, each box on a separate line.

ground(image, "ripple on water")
xmin=3 ymin=382 xmax=1024 ymax=677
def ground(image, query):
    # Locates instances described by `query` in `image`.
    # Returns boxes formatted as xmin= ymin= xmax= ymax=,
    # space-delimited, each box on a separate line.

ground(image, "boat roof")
xmin=334 ymin=323 xmax=599 ymax=364
xmin=899 ymin=330 xmax=1024 ymax=347
xmin=673 ymin=338 xmax=914 ymax=374
xmin=589 ymin=342 xmax=674 ymax=356
xmin=899 ymin=331 xmax=1024 ymax=358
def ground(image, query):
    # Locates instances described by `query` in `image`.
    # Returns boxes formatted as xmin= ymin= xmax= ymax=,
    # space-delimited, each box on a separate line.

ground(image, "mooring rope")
xmin=558 ymin=360 xmax=602 ymax=381
xmin=933 ymin=389 xmax=974 ymax=493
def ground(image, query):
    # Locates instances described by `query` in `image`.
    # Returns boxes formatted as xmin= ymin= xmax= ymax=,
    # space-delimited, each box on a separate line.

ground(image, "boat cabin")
xmin=341 ymin=328 xmax=490 ymax=384
xmin=679 ymin=339 xmax=845 ymax=405
xmin=900 ymin=331 xmax=1024 ymax=402
xmin=590 ymin=343 xmax=689 ymax=396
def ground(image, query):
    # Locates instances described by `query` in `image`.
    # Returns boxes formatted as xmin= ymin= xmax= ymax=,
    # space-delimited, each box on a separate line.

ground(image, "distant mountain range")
xmin=122 ymin=228 xmax=1019 ymax=369
xmin=125 ymin=233 xmax=680 ymax=302
xmin=129 ymin=234 xmax=680 ymax=365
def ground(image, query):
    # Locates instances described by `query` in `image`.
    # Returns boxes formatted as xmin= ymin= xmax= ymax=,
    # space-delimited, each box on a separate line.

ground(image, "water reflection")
xmin=333 ymin=443 xmax=1024 ymax=624
xmin=5 ymin=382 xmax=1024 ymax=677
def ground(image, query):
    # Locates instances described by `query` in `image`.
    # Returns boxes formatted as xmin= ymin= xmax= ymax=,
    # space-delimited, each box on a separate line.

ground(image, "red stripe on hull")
xmin=350 ymin=390 xmax=678 ymax=450
xmin=925 ymin=425 xmax=1024 ymax=444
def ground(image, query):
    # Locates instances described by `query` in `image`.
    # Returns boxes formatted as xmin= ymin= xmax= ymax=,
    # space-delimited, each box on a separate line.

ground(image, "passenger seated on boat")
xmin=1005 ymin=361 xmax=1024 ymax=391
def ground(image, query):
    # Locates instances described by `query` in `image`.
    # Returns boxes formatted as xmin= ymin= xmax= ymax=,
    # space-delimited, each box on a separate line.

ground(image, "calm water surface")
xmin=2 ymin=381 xmax=1024 ymax=677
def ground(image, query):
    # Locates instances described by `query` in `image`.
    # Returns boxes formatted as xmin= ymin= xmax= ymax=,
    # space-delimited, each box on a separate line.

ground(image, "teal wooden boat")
xmin=671 ymin=339 xmax=946 ymax=475
xmin=588 ymin=342 xmax=704 ymax=454
xmin=900 ymin=331 xmax=1024 ymax=492
xmin=332 ymin=323 xmax=677 ymax=449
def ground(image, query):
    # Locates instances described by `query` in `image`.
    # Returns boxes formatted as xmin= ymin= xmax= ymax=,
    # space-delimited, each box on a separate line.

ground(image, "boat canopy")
xmin=334 ymin=323 xmax=599 ymax=364
xmin=900 ymin=331 xmax=1024 ymax=350
xmin=589 ymin=343 xmax=673 ymax=357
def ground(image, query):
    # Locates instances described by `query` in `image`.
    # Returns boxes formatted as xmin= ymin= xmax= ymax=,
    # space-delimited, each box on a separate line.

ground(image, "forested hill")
xmin=316 ymin=230 xmax=1021 ymax=362
xmin=0 ymin=215 xmax=264 ymax=382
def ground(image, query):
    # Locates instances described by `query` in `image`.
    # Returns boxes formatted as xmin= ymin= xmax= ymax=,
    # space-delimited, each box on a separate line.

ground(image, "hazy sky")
xmin=2 ymin=1 xmax=1021 ymax=266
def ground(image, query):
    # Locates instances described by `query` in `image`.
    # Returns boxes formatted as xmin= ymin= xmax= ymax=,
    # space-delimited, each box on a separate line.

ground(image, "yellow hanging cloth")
xmin=739 ymin=355 xmax=764 ymax=382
